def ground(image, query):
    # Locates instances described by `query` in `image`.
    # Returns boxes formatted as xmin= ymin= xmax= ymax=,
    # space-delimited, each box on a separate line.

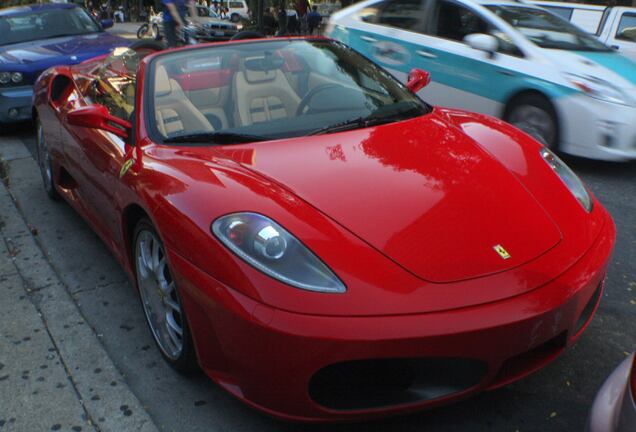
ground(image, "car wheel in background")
xmin=133 ymin=219 xmax=198 ymax=373
xmin=129 ymin=39 xmax=166 ymax=54
xmin=231 ymin=13 xmax=240 ymax=22
xmin=35 ymin=118 xmax=59 ymax=200
xmin=505 ymin=93 xmax=559 ymax=149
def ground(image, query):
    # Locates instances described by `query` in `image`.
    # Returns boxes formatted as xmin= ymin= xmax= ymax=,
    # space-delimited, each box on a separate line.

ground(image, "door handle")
xmin=611 ymin=45 xmax=619 ymax=50
xmin=416 ymin=50 xmax=437 ymax=59
xmin=497 ymin=70 xmax=514 ymax=76
xmin=360 ymin=35 xmax=377 ymax=43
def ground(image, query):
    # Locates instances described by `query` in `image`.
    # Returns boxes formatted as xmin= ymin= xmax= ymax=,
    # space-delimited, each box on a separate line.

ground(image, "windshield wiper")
xmin=308 ymin=112 xmax=415 ymax=136
xmin=41 ymin=33 xmax=85 ymax=39
xmin=163 ymin=132 xmax=270 ymax=144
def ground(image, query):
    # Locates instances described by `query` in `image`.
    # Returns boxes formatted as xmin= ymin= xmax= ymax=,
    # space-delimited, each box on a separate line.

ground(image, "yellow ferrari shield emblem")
xmin=119 ymin=159 xmax=133 ymax=179
xmin=493 ymin=244 xmax=511 ymax=260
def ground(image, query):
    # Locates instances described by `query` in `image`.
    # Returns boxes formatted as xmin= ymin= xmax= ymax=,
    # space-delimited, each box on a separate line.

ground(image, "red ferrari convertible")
xmin=33 ymin=38 xmax=615 ymax=422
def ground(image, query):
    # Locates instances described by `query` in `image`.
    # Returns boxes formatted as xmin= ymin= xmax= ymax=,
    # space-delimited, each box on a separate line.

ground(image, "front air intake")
xmin=308 ymin=357 xmax=487 ymax=411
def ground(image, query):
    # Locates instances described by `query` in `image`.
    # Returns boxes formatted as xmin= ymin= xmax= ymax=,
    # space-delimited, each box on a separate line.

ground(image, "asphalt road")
xmin=1 ymin=120 xmax=635 ymax=432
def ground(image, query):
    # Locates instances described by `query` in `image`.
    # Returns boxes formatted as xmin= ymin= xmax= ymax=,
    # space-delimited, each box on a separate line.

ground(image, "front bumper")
xmin=587 ymin=353 xmax=636 ymax=432
xmin=169 ymin=216 xmax=615 ymax=422
xmin=0 ymin=85 xmax=33 ymax=124
xmin=557 ymin=94 xmax=636 ymax=161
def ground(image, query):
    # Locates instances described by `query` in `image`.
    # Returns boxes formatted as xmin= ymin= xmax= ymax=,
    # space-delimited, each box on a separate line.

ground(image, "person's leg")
xmin=301 ymin=15 xmax=307 ymax=35
xmin=164 ymin=20 xmax=178 ymax=48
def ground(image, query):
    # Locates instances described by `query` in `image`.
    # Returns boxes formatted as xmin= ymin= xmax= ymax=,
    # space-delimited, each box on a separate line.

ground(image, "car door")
xmin=606 ymin=11 xmax=636 ymax=62
xmin=61 ymin=71 xmax=134 ymax=247
xmin=349 ymin=0 xmax=532 ymax=117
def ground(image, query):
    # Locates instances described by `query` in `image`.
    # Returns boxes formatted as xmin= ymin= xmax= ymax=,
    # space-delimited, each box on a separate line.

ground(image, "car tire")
xmin=35 ymin=118 xmax=59 ymax=200
xmin=230 ymin=13 xmax=240 ymax=22
xmin=129 ymin=39 xmax=166 ymax=53
xmin=504 ymin=93 xmax=559 ymax=149
xmin=133 ymin=218 xmax=198 ymax=373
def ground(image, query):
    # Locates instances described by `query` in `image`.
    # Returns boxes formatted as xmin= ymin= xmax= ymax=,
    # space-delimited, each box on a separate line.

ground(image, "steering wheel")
xmin=296 ymin=83 xmax=341 ymax=116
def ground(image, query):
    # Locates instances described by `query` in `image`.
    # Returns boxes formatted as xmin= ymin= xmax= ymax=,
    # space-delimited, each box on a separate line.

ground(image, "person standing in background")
xmin=307 ymin=5 xmax=321 ymax=35
xmin=161 ymin=0 xmax=198 ymax=47
xmin=295 ymin=0 xmax=308 ymax=34
xmin=276 ymin=2 xmax=287 ymax=36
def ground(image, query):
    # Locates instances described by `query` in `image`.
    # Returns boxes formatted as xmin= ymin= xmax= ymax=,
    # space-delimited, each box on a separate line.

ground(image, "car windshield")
xmin=0 ymin=7 xmax=101 ymax=46
xmin=486 ymin=5 xmax=611 ymax=51
xmin=148 ymin=39 xmax=430 ymax=144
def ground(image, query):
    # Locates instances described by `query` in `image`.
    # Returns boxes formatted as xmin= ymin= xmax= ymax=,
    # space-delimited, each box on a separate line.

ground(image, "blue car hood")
xmin=0 ymin=31 xmax=129 ymax=81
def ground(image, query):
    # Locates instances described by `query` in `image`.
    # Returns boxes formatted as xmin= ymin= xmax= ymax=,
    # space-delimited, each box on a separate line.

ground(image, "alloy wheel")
xmin=135 ymin=229 xmax=184 ymax=360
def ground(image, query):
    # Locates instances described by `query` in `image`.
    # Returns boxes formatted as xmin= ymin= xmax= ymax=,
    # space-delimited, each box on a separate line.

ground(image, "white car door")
xmin=411 ymin=0 xmax=539 ymax=116
xmin=331 ymin=0 xmax=549 ymax=118
xmin=605 ymin=10 xmax=636 ymax=62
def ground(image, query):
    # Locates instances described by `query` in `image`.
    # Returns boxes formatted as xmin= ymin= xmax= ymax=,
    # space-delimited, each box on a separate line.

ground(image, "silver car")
xmin=153 ymin=6 xmax=240 ymax=42
xmin=588 ymin=352 xmax=636 ymax=431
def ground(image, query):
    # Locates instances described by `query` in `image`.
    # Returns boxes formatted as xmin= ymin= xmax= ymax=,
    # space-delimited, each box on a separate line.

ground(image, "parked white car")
xmin=326 ymin=0 xmax=636 ymax=161
xmin=531 ymin=2 xmax=636 ymax=62
xmin=221 ymin=0 xmax=249 ymax=22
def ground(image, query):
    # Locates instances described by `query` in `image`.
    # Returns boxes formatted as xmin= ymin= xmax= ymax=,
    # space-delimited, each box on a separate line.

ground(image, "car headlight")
xmin=236 ymin=23 xmax=243 ymax=30
xmin=0 ymin=72 xmax=24 ymax=85
xmin=564 ymin=73 xmax=632 ymax=106
xmin=11 ymin=72 xmax=23 ymax=84
xmin=212 ymin=213 xmax=346 ymax=293
xmin=540 ymin=148 xmax=592 ymax=212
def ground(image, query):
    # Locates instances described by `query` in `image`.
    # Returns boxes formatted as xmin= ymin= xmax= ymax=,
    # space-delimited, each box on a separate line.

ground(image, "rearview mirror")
xmin=67 ymin=104 xmax=131 ymax=139
xmin=464 ymin=33 xmax=498 ymax=57
xmin=406 ymin=68 xmax=431 ymax=93
xmin=100 ymin=19 xmax=114 ymax=29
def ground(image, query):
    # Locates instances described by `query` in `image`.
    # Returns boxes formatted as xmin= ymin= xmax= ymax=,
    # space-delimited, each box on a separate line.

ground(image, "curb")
xmin=0 ymin=143 xmax=159 ymax=432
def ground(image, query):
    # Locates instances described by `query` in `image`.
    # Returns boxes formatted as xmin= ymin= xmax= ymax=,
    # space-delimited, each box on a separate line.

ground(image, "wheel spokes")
xmin=151 ymin=238 xmax=161 ymax=272
xmin=135 ymin=229 xmax=184 ymax=360
xmin=166 ymin=313 xmax=183 ymax=336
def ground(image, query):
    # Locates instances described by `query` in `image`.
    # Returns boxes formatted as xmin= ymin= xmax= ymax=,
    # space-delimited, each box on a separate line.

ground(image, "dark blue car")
xmin=0 ymin=3 xmax=130 ymax=127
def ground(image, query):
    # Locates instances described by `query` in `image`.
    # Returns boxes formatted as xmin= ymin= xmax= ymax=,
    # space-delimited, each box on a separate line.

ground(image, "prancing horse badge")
xmin=493 ymin=244 xmax=511 ymax=260
xmin=119 ymin=159 xmax=133 ymax=179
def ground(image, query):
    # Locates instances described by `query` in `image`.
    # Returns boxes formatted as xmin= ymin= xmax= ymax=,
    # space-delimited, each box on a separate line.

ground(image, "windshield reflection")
xmin=0 ymin=7 xmax=101 ymax=46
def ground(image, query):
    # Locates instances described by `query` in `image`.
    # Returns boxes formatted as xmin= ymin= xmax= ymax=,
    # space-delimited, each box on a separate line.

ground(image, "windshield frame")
xmin=0 ymin=6 xmax=103 ymax=47
xmin=143 ymin=38 xmax=432 ymax=147
xmin=485 ymin=4 xmax=612 ymax=52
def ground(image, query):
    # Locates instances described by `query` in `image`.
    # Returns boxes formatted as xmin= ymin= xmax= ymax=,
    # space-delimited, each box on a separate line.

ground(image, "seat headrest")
xmin=244 ymin=56 xmax=285 ymax=72
xmin=155 ymin=65 xmax=172 ymax=97
xmin=242 ymin=57 xmax=285 ymax=84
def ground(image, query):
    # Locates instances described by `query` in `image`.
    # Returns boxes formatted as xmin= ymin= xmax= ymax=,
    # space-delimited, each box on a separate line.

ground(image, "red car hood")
xmin=223 ymin=113 xmax=562 ymax=283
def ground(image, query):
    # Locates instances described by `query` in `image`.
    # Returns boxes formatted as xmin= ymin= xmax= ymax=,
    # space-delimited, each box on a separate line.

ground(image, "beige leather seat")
xmin=186 ymin=87 xmax=230 ymax=131
xmin=233 ymin=58 xmax=301 ymax=126
xmin=154 ymin=66 xmax=213 ymax=138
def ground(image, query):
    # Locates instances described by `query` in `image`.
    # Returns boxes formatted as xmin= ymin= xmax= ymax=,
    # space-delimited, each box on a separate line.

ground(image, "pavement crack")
xmin=71 ymin=279 xmax=128 ymax=295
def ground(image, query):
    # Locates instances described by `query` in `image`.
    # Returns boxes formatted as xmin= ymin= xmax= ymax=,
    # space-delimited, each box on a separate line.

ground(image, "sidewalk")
xmin=0 ymin=139 xmax=158 ymax=432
